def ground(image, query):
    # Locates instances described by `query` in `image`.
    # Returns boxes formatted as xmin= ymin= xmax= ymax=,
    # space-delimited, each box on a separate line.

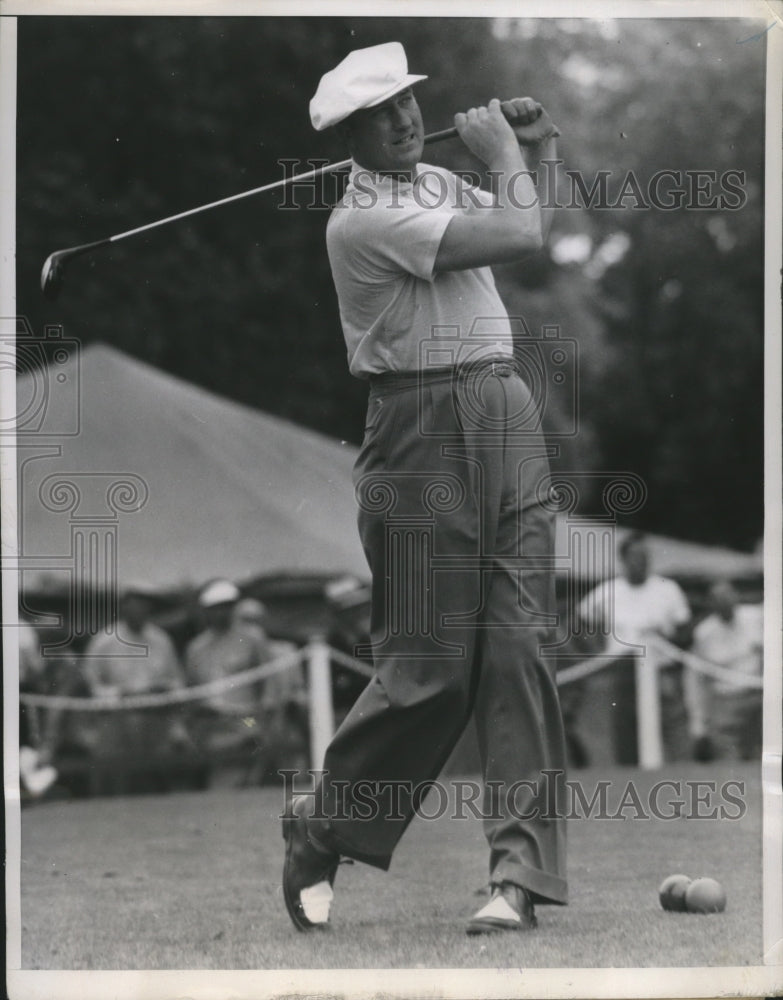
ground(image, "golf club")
xmin=41 ymin=101 xmax=546 ymax=300
xmin=40 ymin=124 xmax=459 ymax=300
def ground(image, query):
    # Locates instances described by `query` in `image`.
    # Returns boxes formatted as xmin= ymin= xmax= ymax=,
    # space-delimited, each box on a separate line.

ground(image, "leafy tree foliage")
xmin=16 ymin=15 xmax=766 ymax=548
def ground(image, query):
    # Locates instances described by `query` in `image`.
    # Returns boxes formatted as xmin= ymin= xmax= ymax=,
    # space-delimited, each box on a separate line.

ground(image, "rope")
xmin=330 ymin=639 xmax=763 ymax=691
xmin=553 ymin=653 xmax=625 ymax=687
xmin=18 ymin=635 xmax=761 ymax=713
xmin=326 ymin=645 xmax=375 ymax=678
xmin=646 ymin=634 xmax=763 ymax=690
xmin=330 ymin=643 xmax=621 ymax=688
xmin=18 ymin=647 xmax=306 ymax=712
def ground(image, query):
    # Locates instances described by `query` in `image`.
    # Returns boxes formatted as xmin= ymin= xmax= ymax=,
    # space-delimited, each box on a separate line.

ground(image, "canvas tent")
xmin=14 ymin=343 xmax=762 ymax=597
xmin=552 ymin=521 xmax=763 ymax=586
xmin=15 ymin=343 xmax=368 ymax=592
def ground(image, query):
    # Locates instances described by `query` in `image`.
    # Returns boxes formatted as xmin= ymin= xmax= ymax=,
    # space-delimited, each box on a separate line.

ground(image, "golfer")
xmin=283 ymin=41 xmax=567 ymax=936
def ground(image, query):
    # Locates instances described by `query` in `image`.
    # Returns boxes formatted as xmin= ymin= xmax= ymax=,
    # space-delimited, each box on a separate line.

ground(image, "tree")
xmin=15 ymin=14 xmax=766 ymax=548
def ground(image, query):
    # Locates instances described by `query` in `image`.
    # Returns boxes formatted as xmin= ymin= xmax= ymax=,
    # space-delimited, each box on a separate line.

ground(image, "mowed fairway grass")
xmin=19 ymin=761 xmax=762 ymax=970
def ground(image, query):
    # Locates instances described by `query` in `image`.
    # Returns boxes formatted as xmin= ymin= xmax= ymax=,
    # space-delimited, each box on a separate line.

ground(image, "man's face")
xmin=622 ymin=543 xmax=649 ymax=585
xmin=205 ymin=602 xmax=235 ymax=632
xmin=345 ymin=88 xmax=424 ymax=176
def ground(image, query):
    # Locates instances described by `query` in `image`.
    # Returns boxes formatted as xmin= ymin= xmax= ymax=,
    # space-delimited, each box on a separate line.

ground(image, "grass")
xmin=18 ymin=761 xmax=762 ymax=970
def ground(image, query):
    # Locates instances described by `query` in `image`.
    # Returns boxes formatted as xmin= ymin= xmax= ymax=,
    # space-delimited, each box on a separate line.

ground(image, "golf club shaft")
xmin=104 ymin=126 xmax=459 ymax=246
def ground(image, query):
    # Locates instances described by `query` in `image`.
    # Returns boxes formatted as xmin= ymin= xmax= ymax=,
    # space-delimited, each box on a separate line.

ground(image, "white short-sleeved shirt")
xmin=185 ymin=624 xmax=270 ymax=712
xmin=85 ymin=624 xmax=184 ymax=696
xmin=692 ymin=605 xmax=763 ymax=692
xmin=578 ymin=574 xmax=691 ymax=663
xmin=326 ymin=162 xmax=515 ymax=377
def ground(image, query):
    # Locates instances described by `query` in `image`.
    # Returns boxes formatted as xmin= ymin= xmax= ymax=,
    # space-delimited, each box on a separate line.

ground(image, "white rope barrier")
xmin=18 ymin=636 xmax=761 ymax=717
xmin=646 ymin=634 xmax=763 ymax=689
xmin=329 ymin=642 xmax=626 ymax=687
xmin=17 ymin=633 xmax=764 ymax=778
xmin=552 ymin=653 xmax=622 ymax=687
xmin=19 ymin=647 xmax=306 ymax=712
xmin=326 ymin=641 xmax=761 ymax=691
xmin=326 ymin=645 xmax=375 ymax=678
xmin=300 ymin=640 xmax=763 ymax=690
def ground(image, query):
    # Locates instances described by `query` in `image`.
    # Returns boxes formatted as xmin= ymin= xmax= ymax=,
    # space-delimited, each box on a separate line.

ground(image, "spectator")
xmin=185 ymin=580 xmax=272 ymax=711
xmin=234 ymin=596 xmax=309 ymax=780
xmin=234 ymin=597 xmax=269 ymax=635
xmin=551 ymin=629 xmax=592 ymax=769
xmin=85 ymin=584 xmax=185 ymax=696
xmin=686 ymin=580 xmax=763 ymax=761
xmin=36 ymin=651 xmax=95 ymax=799
xmin=324 ymin=576 xmax=372 ymax=723
xmin=83 ymin=584 xmax=188 ymax=792
xmin=18 ymin=617 xmax=58 ymax=799
xmin=185 ymin=580 xmax=273 ymax=783
xmin=578 ymin=531 xmax=692 ymax=764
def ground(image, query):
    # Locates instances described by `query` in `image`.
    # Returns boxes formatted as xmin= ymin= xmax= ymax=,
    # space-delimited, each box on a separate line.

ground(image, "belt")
xmin=368 ymin=356 xmax=517 ymax=392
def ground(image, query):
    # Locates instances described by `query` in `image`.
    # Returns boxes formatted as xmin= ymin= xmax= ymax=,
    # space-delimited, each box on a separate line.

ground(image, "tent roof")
xmin=553 ymin=519 xmax=762 ymax=585
xmin=16 ymin=343 xmax=368 ymax=590
xmin=15 ymin=344 xmax=762 ymax=594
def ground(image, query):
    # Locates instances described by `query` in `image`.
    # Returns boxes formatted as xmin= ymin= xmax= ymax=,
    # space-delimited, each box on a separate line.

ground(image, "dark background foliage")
xmin=16 ymin=15 xmax=766 ymax=549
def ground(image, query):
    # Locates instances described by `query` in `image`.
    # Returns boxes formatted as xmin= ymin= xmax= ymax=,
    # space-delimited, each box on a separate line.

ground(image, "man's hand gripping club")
xmin=433 ymin=98 xmax=555 ymax=272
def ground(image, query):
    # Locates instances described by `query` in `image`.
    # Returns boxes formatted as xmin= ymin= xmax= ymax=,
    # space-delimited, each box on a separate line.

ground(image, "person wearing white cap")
xmin=284 ymin=42 xmax=567 ymax=936
xmin=185 ymin=579 xmax=272 ymax=716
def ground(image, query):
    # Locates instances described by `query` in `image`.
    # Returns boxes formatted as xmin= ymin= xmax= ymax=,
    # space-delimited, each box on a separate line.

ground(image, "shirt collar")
xmin=347 ymin=159 xmax=424 ymax=192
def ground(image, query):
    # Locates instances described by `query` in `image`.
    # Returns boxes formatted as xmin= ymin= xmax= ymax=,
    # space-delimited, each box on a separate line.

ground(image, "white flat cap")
xmin=310 ymin=41 xmax=427 ymax=131
xmin=199 ymin=579 xmax=240 ymax=608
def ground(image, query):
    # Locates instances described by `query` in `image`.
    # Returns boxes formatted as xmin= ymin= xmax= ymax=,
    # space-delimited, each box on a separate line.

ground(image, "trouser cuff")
xmin=491 ymin=861 xmax=568 ymax=905
xmin=307 ymin=819 xmax=393 ymax=872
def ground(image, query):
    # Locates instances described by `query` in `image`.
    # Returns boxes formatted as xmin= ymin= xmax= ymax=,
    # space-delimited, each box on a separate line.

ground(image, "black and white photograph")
xmin=2 ymin=2 xmax=781 ymax=998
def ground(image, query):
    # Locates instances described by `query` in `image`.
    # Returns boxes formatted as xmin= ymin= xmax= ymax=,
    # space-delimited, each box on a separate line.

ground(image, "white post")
xmin=635 ymin=654 xmax=663 ymax=769
xmin=306 ymin=637 xmax=335 ymax=771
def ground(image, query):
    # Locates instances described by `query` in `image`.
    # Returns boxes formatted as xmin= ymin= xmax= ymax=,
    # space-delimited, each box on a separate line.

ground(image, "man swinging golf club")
xmin=282 ymin=41 xmax=568 ymax=936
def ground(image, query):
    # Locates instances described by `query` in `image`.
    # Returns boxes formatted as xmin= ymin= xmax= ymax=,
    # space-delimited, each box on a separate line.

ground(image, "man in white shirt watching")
xmin=578 ymin=531 xmax=692 ymax=765
xmin=686 ymin=579 xmax=763 ymax=761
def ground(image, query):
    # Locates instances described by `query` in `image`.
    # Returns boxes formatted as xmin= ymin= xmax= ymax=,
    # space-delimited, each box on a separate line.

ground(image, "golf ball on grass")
xmin=658 ymin=874 xmax=692 ymax=912
xmin=684 ymin=877 xmax=727 ymax=914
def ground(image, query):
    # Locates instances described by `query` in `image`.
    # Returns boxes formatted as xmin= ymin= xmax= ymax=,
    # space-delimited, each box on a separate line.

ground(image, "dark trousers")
xmin=312 ymin=363 xmax=568 ymax=905
xmin=709 ymin=687 xmax=763 ymax=760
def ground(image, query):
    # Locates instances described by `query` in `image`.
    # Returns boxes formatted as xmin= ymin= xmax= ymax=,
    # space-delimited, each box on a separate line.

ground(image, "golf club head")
xmin=40 ymin=251 xmax=65 ymax=300
xmin=40 ymin=238 xmax=110 ymax=301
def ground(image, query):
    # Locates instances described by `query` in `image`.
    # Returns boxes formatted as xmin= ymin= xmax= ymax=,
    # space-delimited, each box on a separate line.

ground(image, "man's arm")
xmin=520 ymin=134 xmax=557 ymax=242
xmin=160 ymin=631 xmax=186 ymax=690
xmin=434 ymin=98 xmax=544 ymax=272
xmin=460 ymin=102 xmax=559 ymax=222
xmin=663 ymin=579 xmax=694 ymax=649
xmin=670 ymin=620 xmax=694 ymax=649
